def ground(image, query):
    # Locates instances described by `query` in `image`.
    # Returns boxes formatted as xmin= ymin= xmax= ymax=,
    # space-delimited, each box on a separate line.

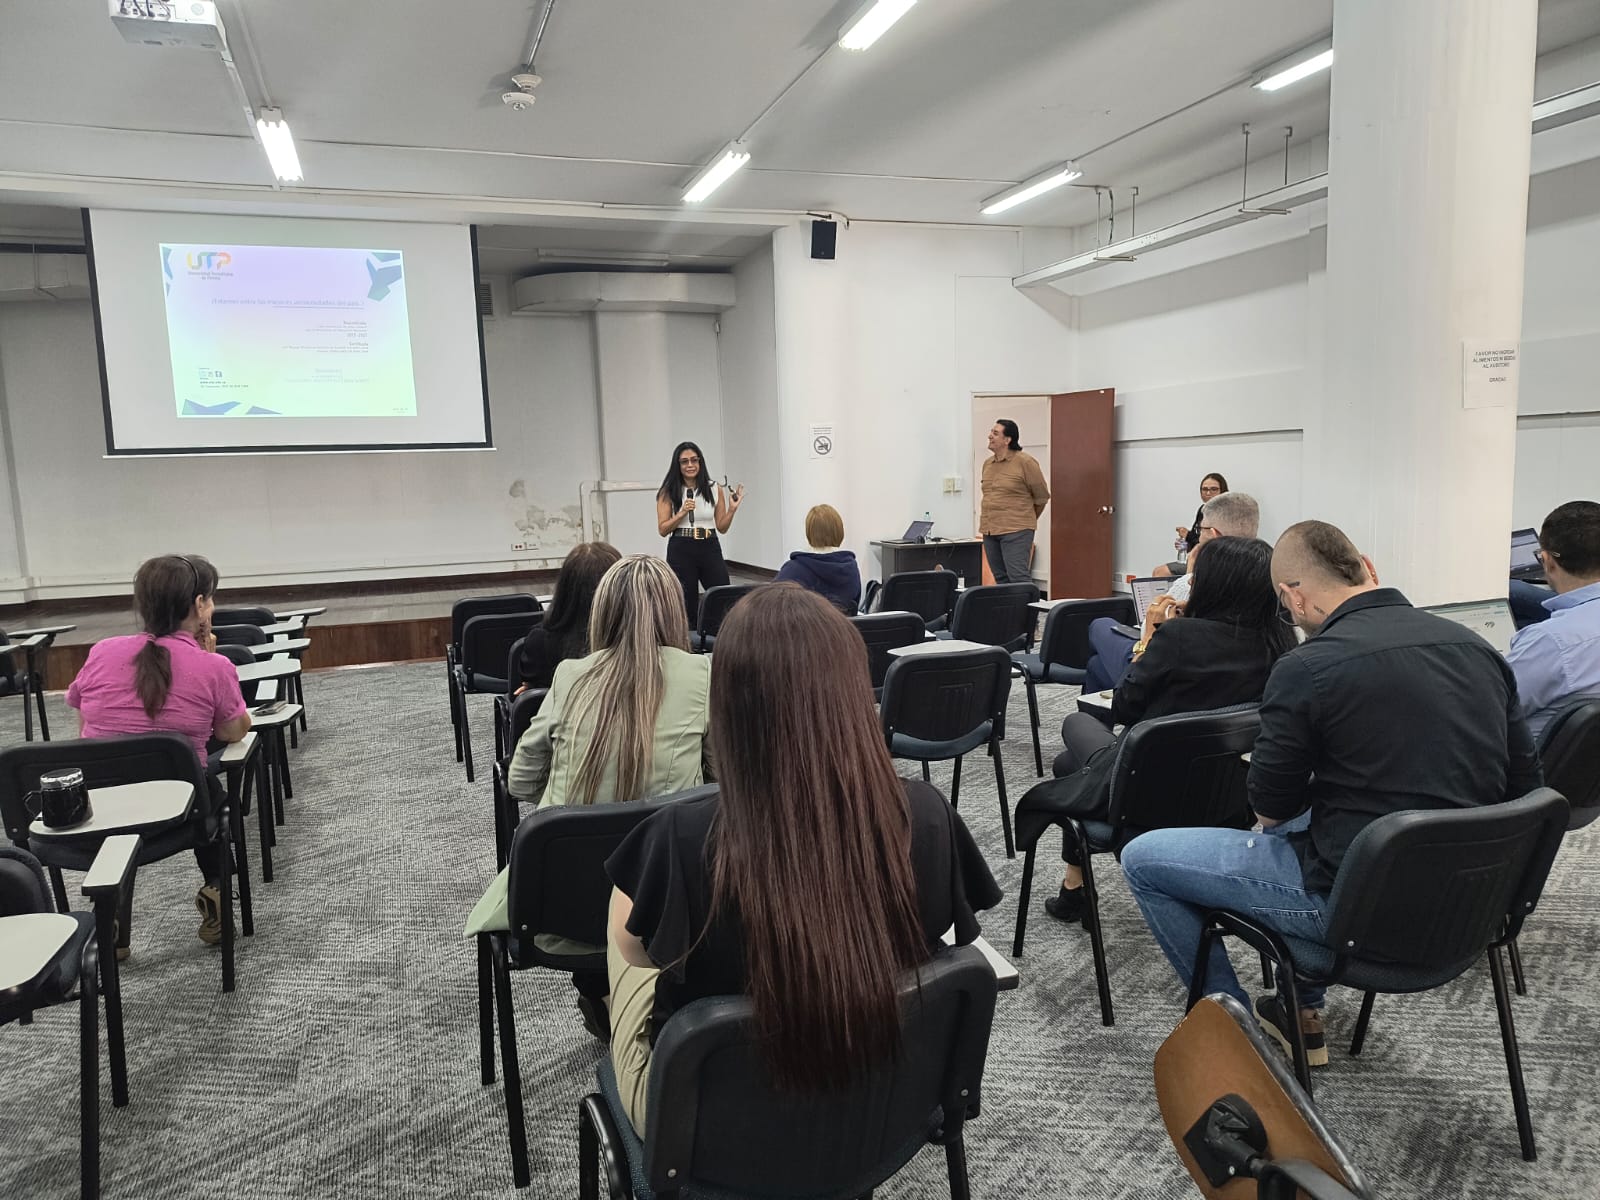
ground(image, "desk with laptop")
xmin=871 ymin=517 xmax=984 ymax=583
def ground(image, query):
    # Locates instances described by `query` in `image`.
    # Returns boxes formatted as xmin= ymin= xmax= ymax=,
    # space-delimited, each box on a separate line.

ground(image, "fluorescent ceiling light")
xmin=981 ymin=163 xmax=1082 ymax=216
xmin=534 ymin=248 xmax=672 ymax=267
xmin=1254 ymin=42 xmax=1333 ymax=92
xmin=683 ymin=142 xmax=750 ymax=204
xmin=255 ymin=107 xmax=303 ymax=182
xmin=838 ymin=0 xmax=917 ymax=51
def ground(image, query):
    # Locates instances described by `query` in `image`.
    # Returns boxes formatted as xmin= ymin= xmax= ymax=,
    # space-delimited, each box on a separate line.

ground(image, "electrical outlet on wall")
xmin=942 ymin=476 xmax=963 ymax=494
xmin=511 ymin=542 xmax=527 ymax=552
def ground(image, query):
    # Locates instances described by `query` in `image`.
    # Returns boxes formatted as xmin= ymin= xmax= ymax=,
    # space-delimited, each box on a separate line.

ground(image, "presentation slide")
xmin=87 ymin=210 xmax=490 ymax=453
xmin=162 ymin=243 xmax=418 ymax=420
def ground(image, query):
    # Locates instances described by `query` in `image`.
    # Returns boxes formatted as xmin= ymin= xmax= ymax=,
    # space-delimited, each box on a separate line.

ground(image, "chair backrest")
xmin=1039 ymin=596 xmax=1138 ymax=672
xmin=697 ymin=585 xmax=759 ymax=641
xmin=450 ymin=593 xmax=541 ymax=650
xmin=1536 ymin=696 xmax=1600 ymax=830
xmin=878 ymin=571 xmax=958 ymax=626
xmin=0 ymin=845 xmax=50 ymax=917
xmin=215 ymin=643 xmax=256 ymax=669
xmin=506 ymin=784 xmax=718 ymax=967
xmin=949 ymin=583 xmax=1039 ymax=652
xmin=460 ymin=612 xmax=544 ymax=684
xmin=641 ymin=946 xmax=998 ymax=1199
xmin=880 ymin=647 xmax=1011 ymax=745
xmin=212 ymin=606 xmax=277 ymax=628
xmin=212 ymin=623 xmax=269 ymax=647
xmin=0 ymin=733 xmax=213 ymax=848
xmin=1324 ymin=788 xmax=1569 ymax=973
xmin=1106 ymin=705 xmax=1260 ymax=834
xmin=850 ymin=612 xmax=928 ymax=692
xmin=504 ymin=687 xmax=548 ymax=752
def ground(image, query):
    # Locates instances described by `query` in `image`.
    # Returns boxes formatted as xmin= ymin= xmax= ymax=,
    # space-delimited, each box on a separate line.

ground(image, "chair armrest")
xmin=83 ymin=834 xmax=142 ymax=900
xmin=218 ymin=731 xmax=258 ymax=765
xmin=7 ymin=625 xmax=75 ymax=639
xmin=12 ymin=633 xmax=51 ymax=650
xmin=272 ymin=606 xmax=326 ymax=619
xmin=248 ymin=638 xmax=312 ymax=657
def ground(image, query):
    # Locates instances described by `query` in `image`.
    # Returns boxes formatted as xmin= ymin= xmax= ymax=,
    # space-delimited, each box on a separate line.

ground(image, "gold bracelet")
xmin=1131 ymin=640 xmax=1148 ymax=657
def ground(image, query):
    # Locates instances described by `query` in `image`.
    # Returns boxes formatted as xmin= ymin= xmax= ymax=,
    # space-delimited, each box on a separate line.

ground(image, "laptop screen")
xmin=1509 ymin=528 xmax=1540 ymax=572
xmin=1128 ymin=576 xmax=1174 ymax=624
xmin=900 ymin=519 xmax=933 ymax=542
xmin=1423 ymin=599 xmax=1516 ymax=656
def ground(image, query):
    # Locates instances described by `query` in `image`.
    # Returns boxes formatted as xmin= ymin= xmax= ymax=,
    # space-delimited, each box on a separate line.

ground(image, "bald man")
xmin=1121 ymin=520 xmax=1542 ymax=1068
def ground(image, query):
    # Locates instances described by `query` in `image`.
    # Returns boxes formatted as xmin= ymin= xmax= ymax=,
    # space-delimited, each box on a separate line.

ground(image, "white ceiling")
xmin=1 ymin=0 xmax=1598 ymax=255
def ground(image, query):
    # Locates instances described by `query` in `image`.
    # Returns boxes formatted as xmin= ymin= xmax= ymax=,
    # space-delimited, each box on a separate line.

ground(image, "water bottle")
xmin=922 ymin=511 xmax=932 ymax=542
xmin=1174 ymin=533 xmax=1188 ymax=563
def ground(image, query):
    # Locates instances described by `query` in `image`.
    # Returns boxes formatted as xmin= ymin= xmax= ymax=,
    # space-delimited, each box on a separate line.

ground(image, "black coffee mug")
xmin=23 ymin=768 xmax=94 ymax=830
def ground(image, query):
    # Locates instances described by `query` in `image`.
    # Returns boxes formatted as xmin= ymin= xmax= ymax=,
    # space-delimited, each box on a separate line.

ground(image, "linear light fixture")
xmin=255 ymin=107 xmax=303 ymax=182
xmin=683 ymin=141 xmax=750 ymax=204
xmin=980 ymin=162 xmax=1082 ymax=216
xmin=1253 ymin=40 xmax=1333 ymax=92
xmin=838 ymin=0 xmax=917 ymax=51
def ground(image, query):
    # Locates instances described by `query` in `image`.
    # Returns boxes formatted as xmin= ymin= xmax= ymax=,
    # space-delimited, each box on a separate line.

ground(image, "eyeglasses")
xmin=1198 ymin=524 xmax=1217 ymax=535
xmin=678 ymin=456 xmax=701 ymax=466
xmin=1276 ymin=580 xmax=1301 ymax=626
xmin=1199 ymin=485 xmax=1222 ymax=495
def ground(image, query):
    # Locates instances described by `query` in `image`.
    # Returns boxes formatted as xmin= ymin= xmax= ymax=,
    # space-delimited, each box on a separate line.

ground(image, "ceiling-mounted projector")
xmin=109 ymin=1 xmax=226 ymax=51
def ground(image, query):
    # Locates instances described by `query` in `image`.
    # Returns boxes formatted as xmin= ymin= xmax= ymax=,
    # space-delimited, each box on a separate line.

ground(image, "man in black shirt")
xmin=1122 ymin=520 xmax=1541 ymax=1066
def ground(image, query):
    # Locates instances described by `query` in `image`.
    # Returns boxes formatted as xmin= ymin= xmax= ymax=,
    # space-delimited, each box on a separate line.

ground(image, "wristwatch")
xmin=1131 ymin=639 xmax=1149 ymax=658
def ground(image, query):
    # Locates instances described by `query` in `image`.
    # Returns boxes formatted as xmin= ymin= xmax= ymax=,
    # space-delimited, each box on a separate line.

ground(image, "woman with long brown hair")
xmin=603 ymin=583 xmax=1001 ymax=1132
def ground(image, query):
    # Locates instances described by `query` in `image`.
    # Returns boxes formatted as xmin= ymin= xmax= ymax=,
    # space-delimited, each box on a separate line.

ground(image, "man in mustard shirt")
xmin=979 ymin=419 xmax=1051 ymax=584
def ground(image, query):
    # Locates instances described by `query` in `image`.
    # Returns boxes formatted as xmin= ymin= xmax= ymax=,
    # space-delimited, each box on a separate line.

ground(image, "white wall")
xmin=717 ymin=239 xmax=783 ymax=568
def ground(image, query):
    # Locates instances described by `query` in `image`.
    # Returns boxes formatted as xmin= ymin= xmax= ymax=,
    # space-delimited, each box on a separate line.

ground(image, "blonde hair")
xmin=564 ymin=555 xmax=691 ymax=807
xmin=805 ymin=504 xmax=844 ymax=549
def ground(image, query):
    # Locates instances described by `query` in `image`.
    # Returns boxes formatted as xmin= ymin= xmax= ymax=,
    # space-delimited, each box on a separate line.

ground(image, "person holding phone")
xmin=656 ymin=440 xmax=744 ymax=622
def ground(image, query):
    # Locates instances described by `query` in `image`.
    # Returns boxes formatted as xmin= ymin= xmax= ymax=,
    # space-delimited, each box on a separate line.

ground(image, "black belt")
xmin=673 ymin=527 xmax=717 ymax=540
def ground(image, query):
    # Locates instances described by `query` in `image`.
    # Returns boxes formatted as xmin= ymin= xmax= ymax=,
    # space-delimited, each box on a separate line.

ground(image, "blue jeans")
xmin=1509 ymin=578 xmax=1553 ymax=628
xmin=1082 ymin=617 xmax=1137 ymax=692
xmin=1120 ymin=812 xmax=1329 ymax=1009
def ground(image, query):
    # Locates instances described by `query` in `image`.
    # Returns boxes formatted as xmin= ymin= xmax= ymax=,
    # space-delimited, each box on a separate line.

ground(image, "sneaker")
xmin=1043 ymin=884 xmax=1091 ymax=929
xmin=194 ymin=885 xmax=235 ymax=946
xmin=1254 ymin=993 xmax=1329 ymax=1068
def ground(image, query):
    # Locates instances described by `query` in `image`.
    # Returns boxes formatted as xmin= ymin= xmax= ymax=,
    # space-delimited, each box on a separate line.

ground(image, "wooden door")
xmin=1048 ymin=389 xmax=1116 ymax=598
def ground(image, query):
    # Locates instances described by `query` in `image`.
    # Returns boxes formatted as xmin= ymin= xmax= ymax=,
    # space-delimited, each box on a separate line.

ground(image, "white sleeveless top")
xmin=682 ymin=485 xmax=718 ymax=532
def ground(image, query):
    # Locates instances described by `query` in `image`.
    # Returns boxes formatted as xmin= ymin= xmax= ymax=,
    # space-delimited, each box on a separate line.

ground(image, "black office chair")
xmin=1012 ymin=597 xmax=1137 ymax=776
xmin=447 ymin=595 xmax=542 ymax=766
xmin=690 ymin=584 xmax=758 ymax=653
xmin=0 ymin=628 xmax=56 ymax=742
xmin=1187 ymin=787 xmax=1568 ymax=1161
xmin=849 ymin=611 xmax=928 ymax=700
xmin=1503 ymin=696 xmax=1600 ymax=996
xmin=210 ymin=606 xmax=277 ymax=629
xmin=868 ymin=570 xmax=959 ymax=631
xmin=881 ymin=646 xmax=1015 ymax=856
xmin=493 ymin=637 xmax=530 ymax=763
xmin=479 ymin=784 xmax=718 ymax=1187
xmin=577 ymin=944 xmax=998 ymax=1200
xmin=943 ymin=582 xmax=1038 ymax=652
xmin=1012 ymin=705 xmax=1260 ymax=1027
xmin=454 ymin=611 xmax=544 ymax=783
xmin=491 ymin=687 xmax=550 ymax=869
xmin=0 ymin=733 xmax=245 ymax=993
xmin=1156 ymin=994 xmax=1373 ymax=1200
xmin=1 ymin=836 xmax=141 ymax=1200
xmin=213 ymin=621 xmax=310 ymax=748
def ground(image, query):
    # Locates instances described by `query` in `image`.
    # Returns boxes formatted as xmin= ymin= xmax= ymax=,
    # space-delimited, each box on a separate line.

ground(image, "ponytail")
xmin=134 ymin=637 xmax=173 ymax=718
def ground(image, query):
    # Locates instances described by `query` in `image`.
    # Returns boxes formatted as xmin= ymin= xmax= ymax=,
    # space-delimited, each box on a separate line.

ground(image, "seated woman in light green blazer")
xmin=466 ymin=554 xmax=712 ymax=946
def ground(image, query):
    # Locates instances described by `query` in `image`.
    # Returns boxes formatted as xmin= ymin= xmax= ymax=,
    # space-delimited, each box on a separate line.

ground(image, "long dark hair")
xmin=542 ymin=541 xmax=622 ymax=662
xmin=706 ymin=584 xmax=926 ymax=1090
xmin=657 ymin=441 xmax=714 ymax=505
xmin=1185 ymin=537 xmax=1295 ymax=659
xmin=132 ymin=553 xmax=218 ymax=718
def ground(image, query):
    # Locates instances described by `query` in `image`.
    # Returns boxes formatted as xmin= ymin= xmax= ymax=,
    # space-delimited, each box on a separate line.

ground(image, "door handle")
xmin=1098 ymin=505 xmax=1115 ymax=515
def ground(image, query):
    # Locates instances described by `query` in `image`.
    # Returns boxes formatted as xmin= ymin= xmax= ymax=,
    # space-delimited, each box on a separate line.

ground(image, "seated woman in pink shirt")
xmin=67 ymin=554 xmax=252 ymax=947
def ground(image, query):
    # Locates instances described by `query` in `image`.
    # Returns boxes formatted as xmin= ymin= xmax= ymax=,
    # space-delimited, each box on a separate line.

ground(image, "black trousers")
xmin=666 ymin=535 xmax=729 ymax=624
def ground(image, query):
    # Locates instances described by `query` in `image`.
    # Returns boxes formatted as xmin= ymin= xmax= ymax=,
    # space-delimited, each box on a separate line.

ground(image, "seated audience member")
xmin=1153 ymin=473 xmax=1228 ymax=577
xmin=513 ymin=540 xmax=621 ymax=692
xmin=465 ymin=554 xmax=711 ymax=1028
xmin=1120 ymin=521 xmax=1542 ymax=1068
xmin=774 ymin=503 xmax=862 ymax=613
xmin=1035 ymin=537 xmax=1294 ymax=924
xmin=66 ymin=554 xmax=251 ymax=947
xmin=1506 ymin=500 xmax=1600 ymax=737
xmin=1085 ymin=491 xmax=1261 ymax=691
xmin=603 ymin=584 xmax=1002 ymax=1133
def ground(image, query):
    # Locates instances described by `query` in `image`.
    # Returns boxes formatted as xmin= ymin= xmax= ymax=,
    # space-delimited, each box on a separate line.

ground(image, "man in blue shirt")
xmin=1506 ymin=501 xmax=1600 ymax=738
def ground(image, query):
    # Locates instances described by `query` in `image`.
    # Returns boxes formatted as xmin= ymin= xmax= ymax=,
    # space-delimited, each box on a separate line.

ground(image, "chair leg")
xmin=451 ymin=672 xmax=464 ymax=763
xmin=219 ymin=832 xmax=236 ymax=994
xmin=921 ymin=760 xmax=931 ymax=785
xmin=1024 ymin=676 xmax=1043 ymax=777
xmin=49 ymin=865 xmax=70 ymax=912
xmin=493 ymin=778 xmax=510 ymax=872
xmin=578 ymin=1097 xmax=600 ymax=1200
xmin=94 ymin=899 xmax=129 ymax=1108
xmin=478 ymin=934 xmax=495 ymax=1085
xmin=1350 ymin=991 xmax=1376 ymax=1057
xmin=295 ymin=673 xmax=307 ymax=732
xmin=1261 ymin=952 xmax=1275 ymax=990
xmin=79 ymin=945 xmax=100 ymax=1200
xmin=944 ymin=1129 xmax=971 ymax=1200
xmin=463 ymin=696 xmax=477 ymax=784
xmin=1012 ymin=843 xmax=1037 ymax=957
xmin=1077 ymin=839 xmax=1114 ymax=1026
xmin=1489 ymin=946 xmax=1538 ymax=1161
xmin=278 ymin=736 xmax=294 ymax=803
xmin=269 ymin=733 xmax=286 ymax=828
xmin=35 ymin=678 xmax=51 ymax=741
xmin=993 ymin=742 xmax=1013 ymax=858
xmin=950 ymin=756 xmax=962 ymax=809
xmin=256 ymin=753 xmax=275 ymax=882
xmin=22 ymin=675 xmax=34 ymax=742
xmin=231 ymin=800 xmax=255 ymax=938
xmin=1507 ymin=937 xmax=1528 ymax=997
xmin=491 ymin=936 xmax=531 ymax=1188
xmin=1273 ymin=960 xmax=1311 ymax=1095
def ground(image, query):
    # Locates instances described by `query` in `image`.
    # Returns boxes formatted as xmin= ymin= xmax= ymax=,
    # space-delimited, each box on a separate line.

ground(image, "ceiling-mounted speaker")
xmin=810 ymin=218 xmax=837 ymax=260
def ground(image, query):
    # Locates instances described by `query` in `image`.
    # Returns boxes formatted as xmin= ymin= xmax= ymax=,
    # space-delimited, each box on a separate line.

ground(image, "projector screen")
xmin=85 ymin=209 xmax=491 ymax=454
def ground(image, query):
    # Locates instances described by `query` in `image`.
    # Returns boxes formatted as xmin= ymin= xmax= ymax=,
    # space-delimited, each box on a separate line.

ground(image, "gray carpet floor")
xmin=2 ymin=662 xmax=1599 ymax=1199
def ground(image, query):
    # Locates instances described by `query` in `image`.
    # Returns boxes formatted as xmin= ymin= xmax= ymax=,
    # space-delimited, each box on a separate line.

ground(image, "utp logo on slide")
xmin=186 ymin=251 xmax=232 ymax=271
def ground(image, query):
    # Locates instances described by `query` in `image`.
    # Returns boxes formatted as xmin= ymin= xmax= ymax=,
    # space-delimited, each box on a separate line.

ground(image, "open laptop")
xmin=1509 ymin=528 xmax=1543 ymax=580
xmin=893 ymin=519 xmax=933 ymax=543
xmin=1110 ymin=576 xmax=1176 ymax=639
xmin=1423 ymin=598 xmax=1516 ymax=657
